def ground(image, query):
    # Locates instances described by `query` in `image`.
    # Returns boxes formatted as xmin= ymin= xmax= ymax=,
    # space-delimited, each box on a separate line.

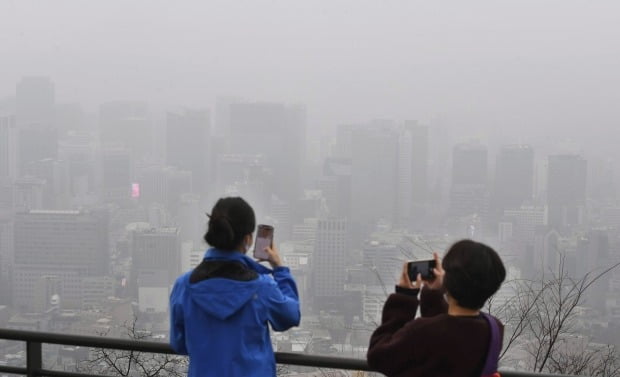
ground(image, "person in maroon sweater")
xmin=367 ymin=240 xmax=506 ymax=377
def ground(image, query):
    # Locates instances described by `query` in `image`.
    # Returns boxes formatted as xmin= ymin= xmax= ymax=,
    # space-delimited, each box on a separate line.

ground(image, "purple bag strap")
xmin=480 ymin=312 xmax=501 ymax=376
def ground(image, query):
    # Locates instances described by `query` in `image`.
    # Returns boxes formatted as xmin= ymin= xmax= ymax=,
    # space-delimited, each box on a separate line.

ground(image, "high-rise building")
xmin=16 ymin=77 xmax=58 ymax=175
xmin=318 ymin=158 xmax=351 ymax=219
xmin=350 ymin=123 xmax=399 ymax=232
xmin=503 ymin=206 xmax=548 ymax=243
xmin=13 ymin=210 xmax=109 ymax=311
xmin=16 ymin=77 xmax=55 ymax=128
xmin=228 ymin=102 xmax=306 ymax=203
xmin=99 ymin=101 xmax=151 ymax=159
xmin=0 ymin=212 xmax=13 ymax=305
xmin=166 ymin=109 xmax=210 ymax=192
xmin=494 ymin=145 xmax=534 ymax=214
xmin=311 ymin=218 xmax=347 ymax=311
xmin=130 ymin=227 xmax=181 ymax=294
xmin=407 ymin=122 xmax=429 ymax=216
xmin=137 ymin=165 xmax=192 ymax=210
xmin=0 ymin=114 xmax=17 ymax=179
xmin=449 ymin=143 xmax=489 ymax=218
xmin=101 ymin=147 xmax=132 ymax=204
xmin=547 ymin=154 xmax=587 ymax=230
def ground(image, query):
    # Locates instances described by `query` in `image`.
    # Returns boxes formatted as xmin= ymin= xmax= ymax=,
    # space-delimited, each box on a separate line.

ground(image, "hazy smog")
xmin=1 ymin=1 xmax=620 ymax=375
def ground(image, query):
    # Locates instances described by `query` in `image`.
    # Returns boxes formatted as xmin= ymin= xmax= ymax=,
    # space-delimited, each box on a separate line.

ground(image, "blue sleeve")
xmin=264 ymin=266 xmax=301 ymax=331
xmin=169 ymin=279 xmax=188 ymax=355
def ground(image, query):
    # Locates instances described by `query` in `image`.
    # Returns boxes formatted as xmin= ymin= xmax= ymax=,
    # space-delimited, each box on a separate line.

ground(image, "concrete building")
xmin=350 ymin=122 xmax=399 ymax=233
xmin=166 ymin=109 xmax=210 ymax=192
xmin=0 ymin=114 xmax=17 ymax=180
xmin=547 ymin=154 xmax=587 ymax=230
xmin=228 ymin=102 xmax=306 ymax=204
xmin=130 ymin=226 xmax=181 ymax=296
xmin=311 ymin=218 xmax=347 ymax=311
xmin=15 ymin=77 xmax=57 ymax=176
xmin=13 ymin=210 xmax=109 ymax=311
xmin=99 ymin=101 xmax=151 ymax=159
xmin=494 ymin=145 xmax=534 ymax=214
xmin=449 ymin=142 xmax=489 ymax=218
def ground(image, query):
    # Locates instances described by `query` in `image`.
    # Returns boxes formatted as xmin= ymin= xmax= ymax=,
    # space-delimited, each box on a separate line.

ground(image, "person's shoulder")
xmin=172 ymin=271 xmax=191 ymax=291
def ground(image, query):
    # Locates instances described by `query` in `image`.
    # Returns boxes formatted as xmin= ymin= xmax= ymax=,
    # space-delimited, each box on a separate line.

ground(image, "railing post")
xmin=26 ymin=341 xmax=42 ymax=377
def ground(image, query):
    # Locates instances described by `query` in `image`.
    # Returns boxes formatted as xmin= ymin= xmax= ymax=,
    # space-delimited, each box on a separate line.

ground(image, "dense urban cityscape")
xmin=2 ymin=2 xmax=620 ymax=376
xmin=1 ymin=75 xmax=619 ymax=376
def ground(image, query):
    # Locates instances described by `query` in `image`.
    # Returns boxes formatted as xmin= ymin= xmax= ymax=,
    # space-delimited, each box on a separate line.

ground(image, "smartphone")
xmin=407 ymin=259 xmax=437 ymax=281
xmin=253 ymin=224 xmax=274 ymax=260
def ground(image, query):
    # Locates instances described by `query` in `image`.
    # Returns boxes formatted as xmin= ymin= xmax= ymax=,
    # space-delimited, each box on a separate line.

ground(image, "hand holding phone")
xmin=253 ymin=224 xmax=274 ymax=260
xmin=407 ymin=259 xmax=437 ymax=282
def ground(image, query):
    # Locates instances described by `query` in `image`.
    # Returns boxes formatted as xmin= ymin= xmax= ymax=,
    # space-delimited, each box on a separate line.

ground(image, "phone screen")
xmin=253 ymin=225 xmax=274 ymax=260
xmin=407 ymin=260 xmax=436 ymax=281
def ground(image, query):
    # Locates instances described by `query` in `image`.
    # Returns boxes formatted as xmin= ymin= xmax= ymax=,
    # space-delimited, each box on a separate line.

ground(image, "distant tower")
xmin=16 ymin=77 xmax=58 ymax=175
xmin=311 ymin=218 xmax=347 ymax=311
xmin=228 ymin=102 xmax=306 ymax=204
xmin=166 ymin=109 xmax=210 ymax=192
xmin=99 ymin=101 xmax=151 ymax=159
xmin=449 ymin=143 xmax=489 ymax=218
xmin=494 ymin=145 xmax=534 ymax=213
xmin=547 ymin=154 xmax=587 ymax=230
xmin=13 ymin=210 xmax=109 ymax=311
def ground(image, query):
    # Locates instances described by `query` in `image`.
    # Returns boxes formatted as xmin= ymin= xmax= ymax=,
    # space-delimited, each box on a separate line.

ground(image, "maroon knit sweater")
xmin=367 ymin=287 xmax=503 ymax=377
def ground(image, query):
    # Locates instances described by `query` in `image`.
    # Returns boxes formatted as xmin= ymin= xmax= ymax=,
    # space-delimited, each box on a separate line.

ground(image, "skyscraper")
xmin=398 ymin=121 xmax=429 ymax=222
xmin=15 ymin=77 xmax=58 ymax=175
xmin=16 ymin=77 xmax=55 ymax=128
xmin=494 ymin=145 xmax=534 ymax=213
xmin=0 ymin=114 xmax=17 ymax=179
xmin=350 ymin=123 xmax=399 ymax=232
xmin=13 ymin=210 xmax=109 ymax=311
xmin=449 ymin=143 xmax=489 ymax=218
xmin=312 ymin=218 xmax=347 ymax=311
xmin=0 ymin=212 xmax=13 ymax=305
xmin=228 ymin=102 xmax=306 ymax=203
xmin=166 ymin=109 xmax=210 ymax=192
xmin=409 ymin=123 xmax=429 ymax=215
xmin=547 ymin=154 xmax=587 ymax=230
xmin=99 ymin=101 xmax=151 ymax=159
xmin=101 ymin=147 xmax=132 ymax=204
xmin=130 ymin=227 xmax=181 ymax=296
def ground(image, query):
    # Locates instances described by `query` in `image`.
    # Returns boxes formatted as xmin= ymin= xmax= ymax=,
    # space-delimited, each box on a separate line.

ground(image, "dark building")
xmin=13 ymin=210 xmax=109 ymax=311
xmin=547 ymin=154 xmax=587 ymax=230
xmin=166 ymin=109 xmax=210 ymax=192
xmin=101 ymin=148 xmax=132 ymax=204
xmin=449 ymin=143 xmax=489 ymax=218
xmin=408 ymin=122 xmax=429 ymax=216
xmin=0 ymin=114 xmax=17 ymax=179
xmin=228 ymin=102 xmax=306 ymax=204
xmin=494 ymin=145 xmax=534 ymax=213
xmin=311 ymin=218 xmax=347 ymax=311
xmin=350 ymin=122 xmax=399 ymax=232
xmin=99 ymin=101 xmax=151 ymax=159
xmin=130 ymin=227 xmax=181 ymax=296
xmin=16 ymin=77 xmax=58 ymax=175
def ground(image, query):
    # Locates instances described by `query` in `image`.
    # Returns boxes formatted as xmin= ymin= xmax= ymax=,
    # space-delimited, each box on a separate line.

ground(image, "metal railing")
xmin=0 ymin=328 xmax=574 ymax=377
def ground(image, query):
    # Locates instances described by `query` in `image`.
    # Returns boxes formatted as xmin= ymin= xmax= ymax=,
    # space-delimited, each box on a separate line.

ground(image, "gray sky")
xmin=1 ymin=0 xmax=619 ymax=155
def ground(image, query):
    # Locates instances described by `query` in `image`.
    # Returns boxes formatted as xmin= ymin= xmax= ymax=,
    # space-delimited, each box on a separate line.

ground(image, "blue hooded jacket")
xmin=169 ymin=248 xmax=301 ymax=377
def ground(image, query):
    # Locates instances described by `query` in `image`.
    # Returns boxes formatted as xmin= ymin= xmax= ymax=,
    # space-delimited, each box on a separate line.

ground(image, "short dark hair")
xmin=204 ymin=197 xmax=256 ymax=251
xmin=442 ymin=240 xmax=506 ymax=310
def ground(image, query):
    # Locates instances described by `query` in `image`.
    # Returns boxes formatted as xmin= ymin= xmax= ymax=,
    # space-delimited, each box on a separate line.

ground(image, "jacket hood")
xmin=188 ymin=277 xmax=262 ymax=320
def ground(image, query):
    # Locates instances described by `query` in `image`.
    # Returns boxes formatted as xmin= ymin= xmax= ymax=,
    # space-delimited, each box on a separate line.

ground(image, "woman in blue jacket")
xmin=169 ymin=197 xmax=301 ymax=377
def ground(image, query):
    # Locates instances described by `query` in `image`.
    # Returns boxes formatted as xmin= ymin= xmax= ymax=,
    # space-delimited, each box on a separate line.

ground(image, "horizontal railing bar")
xmin=0 ymin=328 xmax=579 ymax=377
xmin=276 ymin=352 xmax=371 ymax=371
xmin=0 ymin=328 xmax=174 ymax=354
xmin=37 ymin=369 xmax=117 ymax=377
xmin=0 ymin=365 xmax=27 ymax=375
